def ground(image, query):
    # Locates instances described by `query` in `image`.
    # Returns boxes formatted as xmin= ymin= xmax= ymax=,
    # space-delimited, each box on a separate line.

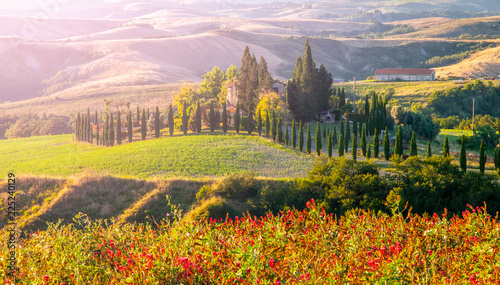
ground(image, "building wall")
xmin=375 ymin=73 xmax=434 ymax=81
xmin=227 ymin=85 xmax=238 ymax=106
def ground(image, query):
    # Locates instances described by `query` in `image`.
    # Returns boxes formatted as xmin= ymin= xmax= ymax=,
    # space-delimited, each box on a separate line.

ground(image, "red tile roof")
xmin=375 ymin=68 xmax=434 ymax=75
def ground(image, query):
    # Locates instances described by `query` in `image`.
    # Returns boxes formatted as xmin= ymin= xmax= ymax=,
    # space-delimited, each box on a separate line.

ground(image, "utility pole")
xmin=353 ymin=77 xmax=356 ymax=113
xmin=472 ymin=98 xmax=475 ymax=134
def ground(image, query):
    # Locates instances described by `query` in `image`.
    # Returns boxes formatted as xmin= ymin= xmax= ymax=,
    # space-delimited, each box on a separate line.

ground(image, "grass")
xmin=0 ymin=132 xmax=313 ymax=179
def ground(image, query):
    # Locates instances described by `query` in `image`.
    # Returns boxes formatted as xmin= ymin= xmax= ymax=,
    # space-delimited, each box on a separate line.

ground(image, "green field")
xmin=1 ymin=133 xmax=314 ymax=179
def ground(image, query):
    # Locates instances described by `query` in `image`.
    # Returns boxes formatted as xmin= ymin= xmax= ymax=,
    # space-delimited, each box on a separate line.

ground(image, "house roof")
xmin=226 ymin=82 xmax=237 ymax=88
xmin=375 ymin=68 xmax=434 ymax=75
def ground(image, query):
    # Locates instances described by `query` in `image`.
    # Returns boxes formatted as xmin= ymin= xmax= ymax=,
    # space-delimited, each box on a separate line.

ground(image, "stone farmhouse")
xmin=375 ymin=68 xmax=435 ymax=81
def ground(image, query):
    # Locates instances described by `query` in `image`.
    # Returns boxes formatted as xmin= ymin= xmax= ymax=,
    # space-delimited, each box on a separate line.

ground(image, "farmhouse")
xmin=375 ymin=68 xmax=435 ymax=81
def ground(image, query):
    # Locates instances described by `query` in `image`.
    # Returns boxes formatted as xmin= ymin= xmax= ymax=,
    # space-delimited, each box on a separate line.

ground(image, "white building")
xmin=375 ymin=68 xmax=435 ymax=81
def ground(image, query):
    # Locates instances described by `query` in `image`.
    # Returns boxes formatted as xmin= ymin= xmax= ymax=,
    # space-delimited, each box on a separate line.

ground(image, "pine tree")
xmin=235 ymin=102 xmax=240 ymax=134
xmin=292 ymin=119 xmax=297 ymax=149
xmin=360 ymin=124 xmax=366 ymax=156
xmin=116 ymin=110 xmax=122 ymax=145
xmin=222 ymin=103 xmax=228 ymax=133
xmin=352 ymin=133 xmax=357 ymax=162
xmin=168 ymin=104 xmax=174 ymax=136
xmin=443 ymin=136 xmax=450 ymax=157
xmin=142 ymin=108 xmax=147 ymax=140
xmin=373 ymin=129 xmax=379 ymax=158
xmin=384 ymin=127 xmax=390 ymax=161
xmin=338 ymin=134 xmax=344 ymax=157
xmin=367 ymin=143 xmax=372 ymax=159
xmin=196 ymin=101 xmax=202 ymax=133
xmin=155 ymin=106 xmax=160 ymax=138
xmin=427 ymin=140 xmax=432 ymax=158
xmin=306 ymin=124 xmax=311 ymax=154
xmin=128 ymin=111 xmax=133 ymax=143
xmin=257 ymin=109 xmax=262 ymax=136
xmin=299 ymin=121 xmax=304 ymax=152
xmin=395 ymin=125 xmax=402 ymax=157
xmin=345 ymin=119 xmax=350 ymax=153
xmin=182 ymin=104 xmax=188 ymax=135
xmin=277 ymin=116 xmax=283 ymax=143
xmin=479 ymin=140 xmax=486 ymax=174
xmin=316 ymin=122 xmax=322 ymax=156
xmin=460 ymin=139 xmax=467 ymax=173
xmin=265 ymin=112 xmax=270 ymax=138
xmin=109 ymin=112 xmax=115 ymax=146
xmin=328 ymin=132 xmax=332 ymax=157
xmin=285 ymin=123 xmax=289 ymax=146
xmin=410 ymin=131 xmax=417 ymax=156
xmin=136 ymin=106 xmax=140 ymax=121
xmin=209 ymin=101 xmax=215 ymax=133
xmin=271 ymin=111 xmax=277 ymax=141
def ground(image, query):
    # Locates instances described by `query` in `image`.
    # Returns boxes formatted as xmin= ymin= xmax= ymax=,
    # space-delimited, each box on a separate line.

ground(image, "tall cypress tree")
xmin=168 ymin=104 xmax=174 ymax=136
xmin=384 ymin=127 xmax=390 ymax=161
xmin=460 ymin=139 xmax=467 ymax=173
xmin=395 ymin=125 xmax=402 ymax=157
xmin=116 ymin=110 xmax=122 ymax=145
xmin=339 ymin=87 xmax=345 ymax=108
xmin=338 ymin=134 xmax=344 ymax=157
xmin=196 ymin=101 xmax=202 ymax=133
xmin=76 ymin=112 xmax=81 ymax=141
xmin=277 ymin=116 xmax=283 ymax=143
xmin=328 ymin=132 xmax=332 ymax=157
xmin=142 ymin=108 xmax=147 ymax=140
xmin=235 ymin=102 xmax=240 ymax=134
xmin=94 ymin=110 xmax=99 ymax=127
xmin=306 ymin=124 xmax=311 ymax=154
xmin=352 ymin=132 xmax=357 ymax=162
xmin=210 ymin=101 xmax=215 ymax=133
xmin=247 ymin=110 xmax=253 ymax=135
xmin=367 ymin=143 xmax=372 ymax=159
xmin=373 ymin=128 xmax=379 ymax=158
xmin=443 ymin=136 xmax=450 ymax=157
xmin=222 ymin=103 xmax=228 ymax=133
xmin=109 ymin=112 xmax=115 ymax=146
xmin=427 ymin=140 xmax=432 ymax=158
xmin=316 ymin=122 xmax=322 ymax=156
xmin=332 ymin=126 xmax=337 ymax=146
xmin=292 ymin=119 xmax=297 ymax=149
xmin=479 ymin=140 xmax=486 ymax=174
xmin=155 ymin=106 xmax=160 ymax=138
xmin=257 ymin=109 xmax=262 ymax=136
xmin=495 ymin=147 xmax=499 ymax=170
xmin=128 ymin=111 xmax=133 ymax=143
xmin=285 ymin=123 xmax=289 ymax=146
xmin=345 ymin=119 xmax=350 ymax=153
xmin=96 ymin=117 xmax=100 ymax=145
xmin=104 ymin=113 xmax=109 ymax=147
xmin=271 ymin=111 xmax=277 ymax=141
xmin=265 ymin=112 xmax=270 ymax=138
xmin=136 ymin=106 xmax=140 ymax=121
xmin=87 ymin=108 xmax=91 ymax=142
xmin=340 ymin=119 xmax=344 ymax=145
xmin=182 ymin=104 xmax=188 ymax=135
xmin=323 ymin=125 xmax=326 ymax=139
xmin=410 ymin=131 xmax=417 ymax=156
xmin=299 ymin=121 xmax=304 ymax=152
xmin=360 ymin=124 xmax=366 ymax=157
xmin=352 ymin=117 xmax=357 ymax=142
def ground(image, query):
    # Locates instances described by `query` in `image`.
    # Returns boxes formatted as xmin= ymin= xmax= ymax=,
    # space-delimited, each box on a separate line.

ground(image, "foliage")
xmin=253 ymin=92 xmax=285 ymax=129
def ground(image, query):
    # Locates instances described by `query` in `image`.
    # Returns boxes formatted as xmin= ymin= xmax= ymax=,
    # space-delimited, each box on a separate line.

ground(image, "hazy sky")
xmin=0 ymin=0 xmax=127 ymax=9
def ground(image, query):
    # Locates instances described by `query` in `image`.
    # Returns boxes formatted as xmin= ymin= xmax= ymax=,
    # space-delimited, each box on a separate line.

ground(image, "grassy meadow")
xmin=0 ymin=133 xmax=313 ymax=179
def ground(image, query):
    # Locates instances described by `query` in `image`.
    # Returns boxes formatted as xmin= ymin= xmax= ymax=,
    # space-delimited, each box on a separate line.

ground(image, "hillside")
xmin=434 ymin=45 xmax=500 ymax=78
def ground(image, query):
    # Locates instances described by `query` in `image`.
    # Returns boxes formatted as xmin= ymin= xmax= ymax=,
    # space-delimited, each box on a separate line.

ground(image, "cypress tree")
xmin=87 ymin=108 xmax=91 ymax=142
xmin=136 ymin=106 xmax=140 ymax=121
xmin=142 ymin=108 xmax=147 ymax=139
xmin=460 ymin=139 xmax=467 ymax=173
xmin=340 ymin=119 xmax=344 ymax=144
xmin=76 ymin=112 xmax=81 ymax=141
xmin=292 ymin=119 xmax=297 ymax=149
xmin=109 ymin=112 xmax=115 ymax=146
xmin=94 ymin=110 xmax=99 ymax=127
xmin=352 ymin=117 xmax=357 ymax=142
xmin=328 ymin=132 xmax=332 ymax=157
xmin=271 ymin=111 xmax=277 ymax=141
xmin=210 ymin=101 xmax=215 ymax=133
xmin=352 ymin=132 xmax=357 ymax=162
xmin=323 ymin=125 xmax=326 ymax=139
xmin=339 ymin=87 xmax=345 ymax=107
xmin=306 ymin=124 xmax=311 ymax=154
xmin=367 ymin=143 xmax=372 ymax=159
xmin=222 ymin=103 xmax=228 ymax=133
xmin=384 ymin=127 xmax=390 ymax=161
xmin=332 ymin=126 xmax=337 ymax=146
xmin=479 ymin=140 xmax=486 ymax=174
xmin=285 ymin=123 xmax=289 ymax=146
xmin=410 ymin=131 xmax=417 ymax=156
xmin=90 ymin=121 xmax=93 ymax=144
xmin=147 ymin=108 xmax=150 ymax=122
xmin=265 ymin=112 xmax=270 ymax=138
xmin=443 ymin=136 xmax=450 ymax=157
xmin=155 ymin=106 xmax=160 ymax=138
xmin=395 ymin=125 xmax=402 ymax=157
xmin=168 ymin=104 xmax=174 ymax=136
xmin=495 ymin=147 xmax=499 ymax=170
xmin=427 ymin=140 xmax=432 ymax=158
xmin=299 ymin=121 xmax=304 ymax=152
xmin=104 ymin=113 xmax=109 ymax=146
xmin=235 ymin=102 xmax=240 ymax=134
xmin=278 ymin=116 xmax=283 ymax=143
xmin=373 ymin=128 xmax=379 ymax=158
xmin=182 ymin=104 xmax=188 ymax=135
xmin=247 ymin=110 xmax=253 ymax=135
xmin=116 ymin=110 xmax=122 ymax=145
xmin=360 ymin=124 xmax=366 ymax=156
xmin=128 ymin=111 xmax=133 ymax=143
xmin=338 ymin=134 xmax=344 ymax=157
xmin=257 ymin=109 xmax=262 ymax=136
xmin=195 ymin=102 xmax=202 ymax=133
xmin=316 ymin=122 xmax=322 ymax=156
xmin=345 ymin=119 xmax=350 ymax=153
xmin=82 ymin=115 xmax=87 ymax=142
xmin=96 ymin=117 xmax=100 ymax=145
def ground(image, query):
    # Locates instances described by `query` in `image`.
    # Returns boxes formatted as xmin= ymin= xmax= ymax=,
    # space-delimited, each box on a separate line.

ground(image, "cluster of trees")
xmin=287 ymin=39 xmax=333 ymax=122
xmin=0 ymin=114 xmax=73 ymax=139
